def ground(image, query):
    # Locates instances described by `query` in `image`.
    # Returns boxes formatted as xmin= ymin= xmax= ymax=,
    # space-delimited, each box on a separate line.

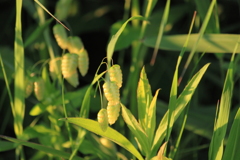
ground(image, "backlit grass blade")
xmin=208 ymin=51 xmax=235 ymax=160
xmin=107 ymin=16 xmax=145 ymax=64
xmin=144 ymin=34 xmax=240 ymax=53
xmin=60 ymin=117 xmax=144 ymax=160
xmin=121 ymin=103 xmax=150 ymax=156
xmin=146 ymin=89 xmax=160 ymax=144
xmin=0 ymin=135 xmax=83 ymax=160
xmin=179 ymin=0 xmax=216 ymax=80
xmin=150 ymin=0 xmax=170 ymax=65
xmin=14 ymin=0 xmax=25 ymax=146
xmin=151 ymin=63 xmax=210 ymax=157
xmin=222 ymin=108 xmax=240 ymax=160
xmin=195 ymin=0 xmax=219 ymax=33
xmin=137 ymin=67 xmax=153 ymax=131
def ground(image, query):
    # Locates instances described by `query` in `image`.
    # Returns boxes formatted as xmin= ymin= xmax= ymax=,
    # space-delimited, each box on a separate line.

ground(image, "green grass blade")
xmin=137 ymin=67 xmax=153 ymax=131
xmin=107 ymin=16 xmax=145 ymax=64
xmin=121 ymin=103 xmax=150 ymax=156
xmin=60 ymin=117 xmax=144 ymax=160
xmin=144 ymin=34 xmax=240 ymax=53
xmin=24 ymin=19 xmax=52 ymax=48
xmin=0 ymin=55 xmax=14 ymax=118
xmin=194 ymin=0 xmax=219 ymax=33
xmin=0 ymin=135 xmax=83 ymax=160
xmin=151 ymin=63 xmax=210 ymax=157
xmin=150 ymin=0 xmax=170 ymax=65
xmin=180 ymin=0 xmax=216 ymax=78
xmin=0 ymin=141 xmax=17 ymax=152
xmin=14 ymin=0 xmax=25 ymax=139
xmin=208 ymin=51 xmax=235 ymax=160
xmin=146 ymin=89 xmax=160 ymax=145
xmin=222 ymin=108 xmax=240 ymax=160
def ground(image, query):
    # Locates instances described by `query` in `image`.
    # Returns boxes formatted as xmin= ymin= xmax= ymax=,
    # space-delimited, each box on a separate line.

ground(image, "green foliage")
xmin=1 ymin=0 xmax=240 ymax=160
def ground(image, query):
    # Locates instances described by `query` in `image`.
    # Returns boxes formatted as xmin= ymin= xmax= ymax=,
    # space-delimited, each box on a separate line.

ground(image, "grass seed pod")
xmin=54 ymin=0 xmax=71 ymax=21
xmin=61 ymin=53 xmax=78 ymax=78
xmin=65 ymin=70 xmax=79 ymax=87
xmin=77 ymin=49 xmax=89 ymax=77
xmin=97 ymin=108 xmax=108 ymax=132
xmin=34 ymin=78 xmax=45 ymax=101
xmin=67 ymin=36 xmax=84 ymax=54
xmin=25 ymin=77 xmax=33 ymax=98
xmin=49 ymin=58 xmax=61 ymax=80
xmin=107 ymin=101 xmax=121 ymax=125
xmin=103 ymin=81 xmax=120 ymax=104
xmin=53 ymin=24 xmax=68 ymax=49
xmin=109 ymin=64 xmax=122 ymax=88
xmin=99 ymin=137 xmax=117 ymax=152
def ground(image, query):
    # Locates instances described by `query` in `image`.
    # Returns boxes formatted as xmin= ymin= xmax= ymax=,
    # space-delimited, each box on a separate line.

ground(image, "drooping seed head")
xmin=97 ymin=108 xmax=108 ymax=132
xmin=67 ymin=36 xmax=84 ymax=54
xmin=109 ymin=64 xmax=122 ymax=88
xmin=34 ymin=78 xmax=45 ymax=101
xmin=61 ymin=53 xmax=78 ymax=78
xmin=103 ymin=81 xmax=120 ymax=104
xmin=107 ymin=101 xmax=121 ymax=125
xmin=53 ymin=24 xmax=68 ymax=49
xmin=77 ymin=49 xmax=89 ymax=77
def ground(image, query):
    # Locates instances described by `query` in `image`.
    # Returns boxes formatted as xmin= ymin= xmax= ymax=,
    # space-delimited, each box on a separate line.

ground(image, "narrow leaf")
xmin=151 ymin=63 xmax=210 ymax=157
xmin=121 ymin=103 xmax=150 ymax=155
xmin=143 ymin=34 xmax=240 ymax=53
xmin=60 ymin=117 xmax=144 ymax=160
xmin=222 ymin=108 xmax=240 ymax=160
xmin=209 ymin=52 xmax=234 ymax=160
xmin=137 ymin=67 xmax=153 ymax=131
xmin=24 ymin=19 xmax=52 ymax=48
xmin=0 ymin=135 xmax=83 ymax=160
xmin=146 ymin=89 xmax=160 ymax=144
xmin=107 ymin=16 xmax=146 ymax=64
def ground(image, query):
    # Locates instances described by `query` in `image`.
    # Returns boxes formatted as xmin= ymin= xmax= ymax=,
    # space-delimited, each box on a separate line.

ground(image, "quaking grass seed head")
xmin=49 ymin=58 xmax=61 ymax=80
xmin=53 ymin=24 xmax=68 ymax=49
xmin=77 ymin=49 xmax=89 ymax=77
xmin=107 ymin=101 xmax=121 ymax=125
xmin=34 ymin=78 xmax=45 ymax=101
xmin=97 ymin=108 xmax=108 ymax=132
xmin=61 ymin=53 xmax=78 ymax=78
xmin=65 ymin=70 xmax=79 ymax=87
xmin=109 ymin=64 xmax=122 ymax=89
xmin=103 ymin=81 xmax=120 ymax=104
xmin=67 ymin=36 xmax=84 ymax=54
xmin=25 ymin=76 xmax=34 ymax=98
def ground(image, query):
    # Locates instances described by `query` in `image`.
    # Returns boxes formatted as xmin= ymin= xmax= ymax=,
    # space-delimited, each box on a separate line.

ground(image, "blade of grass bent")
xmin=60 ymin=117 xmax=144 ymax=160
xmin=222 ymin=108 xmax=240 ymax=160
xmin=107 ymin=16 xmax=145 ymax=64
xmin=151 ymin=63 xmax=210 ymax=157
xmin=208 ymin=46 xmax=236 ymax=160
